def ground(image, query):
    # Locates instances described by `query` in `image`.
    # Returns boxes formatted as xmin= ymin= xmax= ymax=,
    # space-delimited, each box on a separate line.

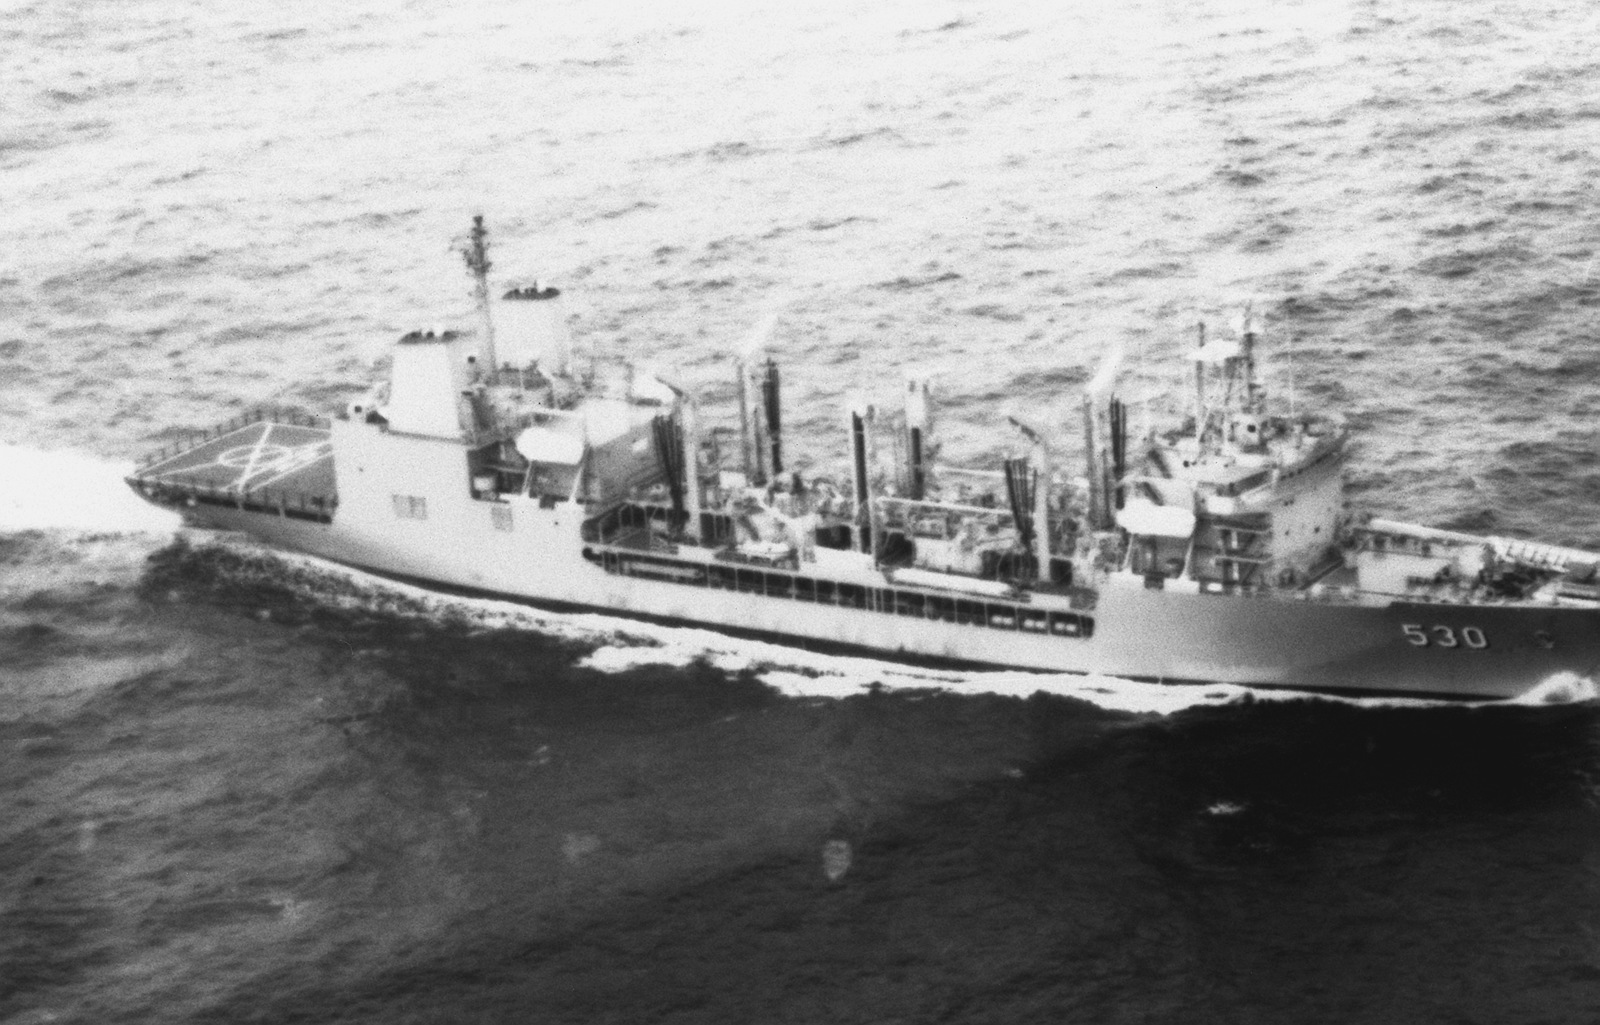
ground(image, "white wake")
xmin=0 ymin=443 xmax=181 ymax=534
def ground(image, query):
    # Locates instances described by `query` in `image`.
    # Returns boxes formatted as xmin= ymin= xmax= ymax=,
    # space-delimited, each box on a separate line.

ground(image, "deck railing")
xmin=130 ymin=477 xmax=338 ymax=524
xmin=136 ymin=407 xmax=332 ymax=469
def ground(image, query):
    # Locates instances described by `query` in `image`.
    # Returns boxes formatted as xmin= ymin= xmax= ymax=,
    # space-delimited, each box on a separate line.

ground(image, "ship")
xmin=126 ymin=219 xmax=1600 ymax=700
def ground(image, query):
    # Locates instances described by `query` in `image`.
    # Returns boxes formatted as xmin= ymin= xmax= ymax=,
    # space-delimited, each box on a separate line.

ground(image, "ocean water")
xmin=4 ymin=0 xmax=1600 ymax=1021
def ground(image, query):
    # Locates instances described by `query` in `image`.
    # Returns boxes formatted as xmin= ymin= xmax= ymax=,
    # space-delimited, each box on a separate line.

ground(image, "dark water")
xmin=6 ymin=0 xmax=1600 ymax=1020
xmin=7 ymin=539 xmax=1599 ymax=1024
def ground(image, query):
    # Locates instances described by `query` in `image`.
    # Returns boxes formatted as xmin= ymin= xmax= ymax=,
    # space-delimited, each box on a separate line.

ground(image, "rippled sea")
xmin=6 ymin=0 xmax=1600 ymax=1021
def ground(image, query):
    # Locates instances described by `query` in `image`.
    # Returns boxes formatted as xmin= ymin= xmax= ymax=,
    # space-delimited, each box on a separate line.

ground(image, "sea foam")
xmin=0 ymin=443 xmax=181 ymax=534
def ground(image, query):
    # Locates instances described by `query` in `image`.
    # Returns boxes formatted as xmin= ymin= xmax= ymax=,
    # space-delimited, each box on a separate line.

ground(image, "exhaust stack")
xmin=679 ymin=396 xmax=702 ymax=541
xmin=657 ymin=376 xmax=703 ymax=542
xmin=850 ymin=400 xmax=873 ymax=554
xmin=1083 ymin=345 xmax=1123 ymax=530
xmin=734 ymin=313 xmax=779 ymax=486
xmin=497 ymin=284 xmax=571 ymax=375
xmin=1110 ymin=396 xmax=1127 ymax=512
xmin=736 ymin=359 xmax=755 ymax=482
xmin=904 ymin=375 xmax=933 ymax=500
xmin=763 ymin=358 xmax=782 ymax=479
xmin=1011 ymin=417 xmax=1053 ymax=580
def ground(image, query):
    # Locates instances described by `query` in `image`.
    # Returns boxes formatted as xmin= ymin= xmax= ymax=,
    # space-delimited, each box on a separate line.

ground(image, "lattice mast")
xmin=461 ymin=215 xmax=498 ymax=374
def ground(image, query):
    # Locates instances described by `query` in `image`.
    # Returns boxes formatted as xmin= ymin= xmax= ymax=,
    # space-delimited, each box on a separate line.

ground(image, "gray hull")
xmin=172 ymin=502 xmax=1600 ymax=702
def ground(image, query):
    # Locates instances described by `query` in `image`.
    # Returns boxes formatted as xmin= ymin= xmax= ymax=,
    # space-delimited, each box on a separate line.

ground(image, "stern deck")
xmin=128 ymin=412 xmax=337 ymax=522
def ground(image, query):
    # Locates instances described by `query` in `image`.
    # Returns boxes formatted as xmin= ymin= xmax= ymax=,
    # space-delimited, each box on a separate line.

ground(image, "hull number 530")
xmin=1402 ymin=624 xmax=1488 ymax=649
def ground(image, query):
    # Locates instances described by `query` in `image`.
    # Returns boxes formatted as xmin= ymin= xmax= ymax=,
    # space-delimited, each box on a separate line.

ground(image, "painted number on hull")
xmin=1402 ymin=624 xmax=1488 ymax=649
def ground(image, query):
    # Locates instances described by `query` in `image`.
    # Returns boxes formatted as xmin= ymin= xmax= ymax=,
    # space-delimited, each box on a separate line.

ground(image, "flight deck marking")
xmin=239 ymin=422 xmax=276 ymax=486
xmin=196 ymin=432 xmax=332 ymax=490
xmin=247 ymin=443 xmax=335 ymax=490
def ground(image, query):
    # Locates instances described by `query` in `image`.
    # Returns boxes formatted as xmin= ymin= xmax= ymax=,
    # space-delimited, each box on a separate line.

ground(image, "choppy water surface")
xmin=5 ymin=0 xmax=1600 ymax=1021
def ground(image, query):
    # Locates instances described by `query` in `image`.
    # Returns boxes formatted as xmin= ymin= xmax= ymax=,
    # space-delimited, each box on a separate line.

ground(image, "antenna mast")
xmin=462 ymin=215 xmax=498 ymax=374
xmin=1286 ymin=329 xmax=1297 ymax=421
xmin=1239 ymin=304 xmax=1262 ymax=415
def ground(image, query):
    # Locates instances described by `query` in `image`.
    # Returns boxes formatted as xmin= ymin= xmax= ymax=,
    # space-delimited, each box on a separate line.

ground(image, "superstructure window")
xmin=894 ymin=591 xmax=925 ymax=618
xmin=579 ymin=543 xmax=1097 ymax=641
xmin=1048 ymin=612 xmax=1080 ymax=637
xmin=392 ymin=494 xmax=428 ymax=520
